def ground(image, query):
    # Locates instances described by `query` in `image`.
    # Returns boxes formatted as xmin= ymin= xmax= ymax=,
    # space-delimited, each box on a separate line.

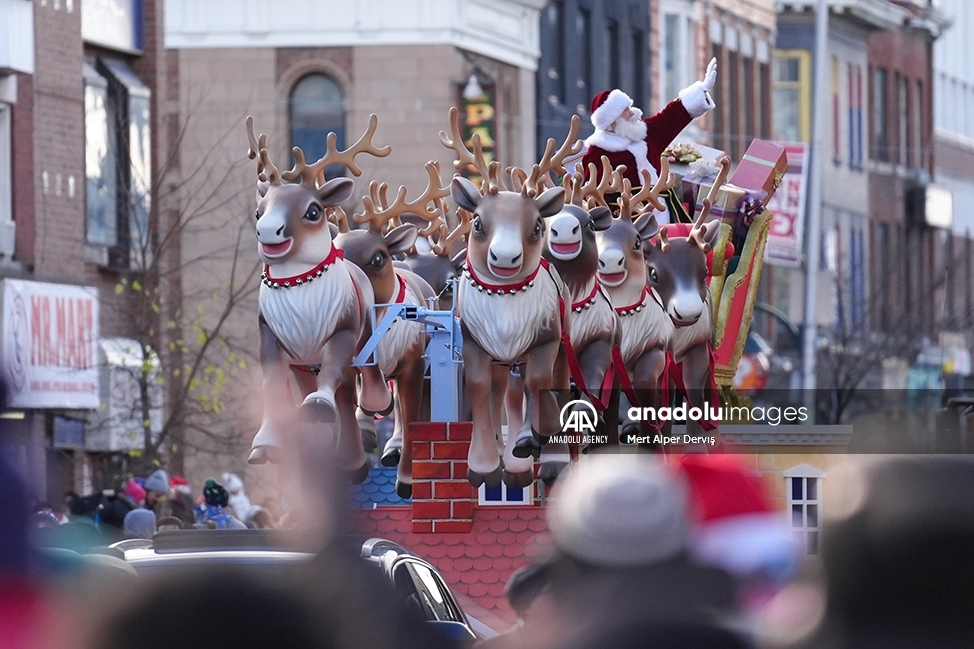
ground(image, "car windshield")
xmin=126 ymin=551 xmax=314 ymax=583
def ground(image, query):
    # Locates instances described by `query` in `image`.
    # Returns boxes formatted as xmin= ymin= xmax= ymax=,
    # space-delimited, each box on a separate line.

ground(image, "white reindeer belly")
xmin=459 ymin=277 xmax=560 ymax=362
xmin=259 ymin=263 xmax=359 ymax=364
xmin=619 ymin=302 xmax=673 ymax=365
xmin=376 ymin=284 xmax=426 ymax=377
xmin=569 ymin=299 xmax=616 ymax=349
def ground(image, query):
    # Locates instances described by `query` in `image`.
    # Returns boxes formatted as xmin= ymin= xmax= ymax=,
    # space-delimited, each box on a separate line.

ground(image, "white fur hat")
xmin=590 ymin=89 xmax=633 ymax=131
xmin=549 ymin=454 xmax=690 ymax=567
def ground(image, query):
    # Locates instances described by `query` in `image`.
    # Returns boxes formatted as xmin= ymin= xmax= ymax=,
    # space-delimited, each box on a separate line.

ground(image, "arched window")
xmin=289 ymin=73 xmax=345 ymax=180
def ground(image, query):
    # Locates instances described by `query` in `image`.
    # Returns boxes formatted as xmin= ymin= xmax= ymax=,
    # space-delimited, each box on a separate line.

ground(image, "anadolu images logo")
xmin=560 ymin=399 xmax=598 ymax=433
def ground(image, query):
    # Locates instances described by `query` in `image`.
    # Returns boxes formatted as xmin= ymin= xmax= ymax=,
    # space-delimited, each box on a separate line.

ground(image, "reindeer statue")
xmin=392 ymin=197 xmax=469 ymax=308
xmin=245 ymin=114 xmax=393 ymax=481
xmin=593 ymin=158 xmax=679 ymax=440
xmin=646 ymin=157 xmax=731 ymax=440
xmin=441 ymin=107 xmax=570 ymax=488
xmin=331 ymin=163 xmax=449 ymax=498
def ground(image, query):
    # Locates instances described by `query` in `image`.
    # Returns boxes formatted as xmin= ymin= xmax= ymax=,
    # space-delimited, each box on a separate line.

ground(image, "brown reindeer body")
xmin=596 ymin=212 xmax=673 ymax=437
xmin=453 ymin=178 xmax=569 ymax=487
xmin=334 ymin=224 xmax=436 ymax=498
xmin=246 ymin=115 xmax=392 ymax=480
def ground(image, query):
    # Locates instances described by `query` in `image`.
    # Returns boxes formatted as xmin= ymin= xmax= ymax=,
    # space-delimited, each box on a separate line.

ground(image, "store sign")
xmin=1 ymin=279 xmax=100 ymax=409
xmin=457 ymin=82 xmax=497 ymax=187
xmin=764 ymin=143 xmax=808 ymax=267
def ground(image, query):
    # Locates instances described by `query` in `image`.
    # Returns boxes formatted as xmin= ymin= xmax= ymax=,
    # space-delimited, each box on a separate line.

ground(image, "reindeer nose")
xmin=489 ymin=250 xmax=522 ymax=265
xmin=276 ymin=224 xmax=286 ymax=237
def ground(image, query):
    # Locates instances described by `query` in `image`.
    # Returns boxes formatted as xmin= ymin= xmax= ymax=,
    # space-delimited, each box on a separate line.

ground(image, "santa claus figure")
xmin=582 ymin=57 xmax=718 ymax=223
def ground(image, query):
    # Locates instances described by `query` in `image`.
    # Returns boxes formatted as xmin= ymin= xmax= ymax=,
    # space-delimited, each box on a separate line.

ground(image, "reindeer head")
xmin=246 ymin=115 xmax=390 ymax=268
xmin=334 ymin=162 xmax=449 ymax=303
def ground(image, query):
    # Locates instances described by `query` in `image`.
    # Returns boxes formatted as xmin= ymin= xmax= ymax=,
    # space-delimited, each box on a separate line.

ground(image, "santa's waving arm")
xmin=645 ymin=57 xmax=718 ymax=169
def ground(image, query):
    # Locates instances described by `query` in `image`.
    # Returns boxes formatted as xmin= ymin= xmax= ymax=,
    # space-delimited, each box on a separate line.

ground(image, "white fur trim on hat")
xmin=678 ymin=81 xmax=715 ymax=119
xmin=591 ymin=89 xmax=633 ymax=131
xmin=691 ymin=512 xmax=800 ymax=580
xmin=549 ymin=455 xmax=689 ymax=567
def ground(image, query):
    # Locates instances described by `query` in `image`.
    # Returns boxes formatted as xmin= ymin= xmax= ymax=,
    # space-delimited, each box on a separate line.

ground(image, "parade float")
xmin=243 ymin=75 xmax=786 ymax=491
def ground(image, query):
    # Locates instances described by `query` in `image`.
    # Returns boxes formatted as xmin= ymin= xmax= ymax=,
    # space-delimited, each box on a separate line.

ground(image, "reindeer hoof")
xmin=512 ymin=436 xmax=542 ymax=460
xmin=502 ymin=470 xmax=534 ymax=488
xmin=395 ymin=481 xmax=413 ymax=499
xmin=248 ymin=445 xmax=283 ymax=465
xmin=539 ymin=462 xmax=568 ymax=487
xmin=380 ymin=446 xmax=401 ymax=467
xmin=299 ymin=396 xmax=337 ymax=423
xmin=466 ymin=466 xmax=503 ymax=489
xmin=361 ymin=394 xmax=395 ymax=417
xmin=361 ymin=429 xmax=378 ymax=453
xmin=347 ymin=461 xmax=370 ymax=485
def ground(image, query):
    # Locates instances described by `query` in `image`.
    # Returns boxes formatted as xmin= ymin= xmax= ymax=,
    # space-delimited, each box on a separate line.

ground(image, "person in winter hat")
xmin=143 ymin=468 xmax=169 ymax=513
xmin=123 ymin=508 xmax=156 ymax=540
xmin=581 ymin=58 xmax=717 ymax=223
xmin=123 ymin=479 xmax=146 ymax=507
xmin=221 ymin=473 xmax=252 ymax=520
xmin=483 ymin=453 xmax=742 ymax=649
xmin=194 ymin=479 xmax=246 ymax=530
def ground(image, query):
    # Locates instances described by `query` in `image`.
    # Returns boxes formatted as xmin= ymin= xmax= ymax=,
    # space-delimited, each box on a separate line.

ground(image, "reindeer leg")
xmin=577 ymin=340 xmax=613 ymax=445
xmin=250 ymin=318 xmax=291 ymax=465
xmin=504 ymin=369 xmax=526 ymax=456
xmin=679 ymin=342 xmax=718 ymax=442
xmin=300 ymin=329 xmax=357 ymax=423
xmin=336 ymin=370 xmax=370 ymax=484
xmin=537 ymin=346 xmax=572 ymax=486
xmin=393 ymin=356 xmax=425 ymax=499
xmin=462 ymin=333 xmax=503 ymax=488
xmin=633 ymin=347 xmax=667 ymax=450
xmin=511 ymin=340 xmax=562 ymax=469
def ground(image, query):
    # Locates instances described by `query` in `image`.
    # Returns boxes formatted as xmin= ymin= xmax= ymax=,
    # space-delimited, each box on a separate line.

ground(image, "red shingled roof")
xmin=351 ymin=505 xmax=551 ymax=630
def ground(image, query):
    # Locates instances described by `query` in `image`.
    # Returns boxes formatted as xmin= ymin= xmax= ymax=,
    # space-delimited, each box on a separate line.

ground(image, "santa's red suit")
xmin=581 ymin=81 xmax=715 ymax=190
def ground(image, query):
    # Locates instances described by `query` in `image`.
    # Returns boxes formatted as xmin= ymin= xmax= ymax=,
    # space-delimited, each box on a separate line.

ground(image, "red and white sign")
xmin=2 ymin=279 xmax=100 ymax=409
xmin=764 ymin=143 xmax=808 ymax=267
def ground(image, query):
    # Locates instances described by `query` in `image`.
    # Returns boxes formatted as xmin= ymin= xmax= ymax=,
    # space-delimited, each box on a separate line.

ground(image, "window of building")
xmin=83 ymin=58 xmax=152 ymax=270
xmin=914 ymin=79 xmax=923 ymax=168
xmin=663 ymin=14 xmax=681 ymax=103
xmin=851 ymin=223 xmax=866 ymax=329
xmin=728 ymin=49 xmax=740 ymax=159
xmin=784 ymin=464 xmax=825 ymax=555
xmin=744 ymin=55 xmax=755 ymax=143
xmin=872 ymin=67 xmax=889 ymax=162
xmin=545 ymin=1 xmax=565 ymax=104
xmin=832 ymin=57 xmax=841 ymax=161
xmin=289 ymin=73 xmax=345 ymax=181
xmin=479 ymin=479 xmax=533 ymax=505
xmin=577 ymin=8 xmax=593 ymax=98
xmin=0 ymin=98 xmax=13 ymax=258
xmin=632 ymin=29 xmax=645 ymax=106
xmin=712 ymin=42 xmax=725 ymax=150
xmin=607 ymin=19 xmax=620 ymax=89
xmin=758 ymin=61 xmax=769 ymax=138
xmin=772 ymin=50 xmax=811 ymax=142
xmin=897 ymin=73 xmax=909 ymax=166
xmin=848 ymin=63 xmax=863 ymax=170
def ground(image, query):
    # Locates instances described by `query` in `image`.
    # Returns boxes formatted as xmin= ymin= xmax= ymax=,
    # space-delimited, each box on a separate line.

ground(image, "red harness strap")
xmin=666 ymin=343 xmax=721 ymax=432
xmin=559 ymin=295 xmax=618 ymax=411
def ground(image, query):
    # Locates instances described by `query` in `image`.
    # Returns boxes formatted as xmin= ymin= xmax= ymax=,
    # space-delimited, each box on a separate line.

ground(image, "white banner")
xmin=764 ymin=143 xmax=809 ymax=267
xmin=2 ymin=279 xmax=100 ymax=409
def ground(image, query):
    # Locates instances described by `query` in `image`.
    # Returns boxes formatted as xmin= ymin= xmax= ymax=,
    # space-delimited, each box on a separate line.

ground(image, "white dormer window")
xmin=784 ymin=463 xmax=826 ymax=554
xmin=478 ymin=480 xmax=533 ymax=506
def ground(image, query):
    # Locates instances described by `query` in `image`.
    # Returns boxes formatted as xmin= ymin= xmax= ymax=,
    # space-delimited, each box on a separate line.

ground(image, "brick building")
xmin=1 ymin=0 xmax=173 ymax=500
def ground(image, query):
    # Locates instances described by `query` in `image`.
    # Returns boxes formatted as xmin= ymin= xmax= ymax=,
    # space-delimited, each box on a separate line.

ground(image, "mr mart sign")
xmin=2 ymin=279 xmax=100 ymax=409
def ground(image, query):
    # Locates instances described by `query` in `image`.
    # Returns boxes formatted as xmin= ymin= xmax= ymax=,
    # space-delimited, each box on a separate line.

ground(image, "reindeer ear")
xmin=317 ymin=177 xmax=355 ymax=207
xmin=328 ymin=222 xmax=340 ymax=238
xmin=256 ymin=181 xmax=270 ymax=199
xmin=452 ymin=177 xmax=481 ymax=212
xmin=588 ymin=206 xmax=613 ymax=231
xmin=633 ymin=212 xmax=660 ymax=240
xmin=535 ymin=187 xmax=566 ymax=218
xmin=384 ymin=224 xmax=419 ymax=257
xmin=701 ymin=220 xmax=722 ymax=245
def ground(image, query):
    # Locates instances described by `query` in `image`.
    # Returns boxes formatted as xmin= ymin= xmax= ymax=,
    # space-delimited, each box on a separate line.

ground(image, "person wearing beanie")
xmin=123 ymin=479 xmax=146 ymax=507
xmin=123 ymin=508 xmax=156 ymax=540
xmin=581 ymin=58 xmax=717 ymax=223
xmin=193 ymin=479 xmax=246 ymax=530
xmin=143 ymin=469 xmax=171 ymax=520
xmin=221 ymin=473 xmax=252 ymax=520
xmin=483 ymin=453 xmax=742 ymax=649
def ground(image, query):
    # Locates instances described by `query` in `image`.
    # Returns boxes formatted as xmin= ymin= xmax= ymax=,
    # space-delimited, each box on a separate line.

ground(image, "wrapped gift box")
xmin=695 ymin=181 xmax=748 ymax=220
xmin=729 ymin=140 xmax=788 ymax=202
xmin=663 ymin=141 xmax=726 ymax=184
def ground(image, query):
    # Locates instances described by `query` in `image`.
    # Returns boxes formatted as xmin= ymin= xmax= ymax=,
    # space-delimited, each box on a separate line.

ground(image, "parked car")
xmin=111 ymin=529 xmax=491 ymax=641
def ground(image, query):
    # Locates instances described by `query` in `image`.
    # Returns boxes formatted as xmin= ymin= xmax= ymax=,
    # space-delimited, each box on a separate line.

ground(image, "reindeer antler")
xmin=280 ymin=113 xmax=391 ymax=187
xmin=440 ymin=106 xmax=494 ymax=191
xmin=578 ymin=156 xmax=627 ymax=208
xmin=644 ymin=157 xmax=678 ymax=212
xmin=326 ymin=206 xmax=351 ymax=233
xmin=509 ymin=114 xmax=583 ymax=197
xmin=685 ymin=156 xmax=731 ymax=253
xmin=433 ymin=208 xmax=472 ymax=257
xmin=703 ymin=155 xmax=732 ymax=206
xmin=352 ymin=161 xmax=451 ymax=233
xmin=657 ymin=226 xmax=672 ymax=252
xmin=245 ymin=116 xmax=281 ymax=184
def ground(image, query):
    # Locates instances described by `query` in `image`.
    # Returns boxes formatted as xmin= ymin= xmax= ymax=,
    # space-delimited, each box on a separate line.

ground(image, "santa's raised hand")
xmin=678 ymin=57 xmax=718 ymax=118
xmin=702 ymin=57 xmax=718 ymax=92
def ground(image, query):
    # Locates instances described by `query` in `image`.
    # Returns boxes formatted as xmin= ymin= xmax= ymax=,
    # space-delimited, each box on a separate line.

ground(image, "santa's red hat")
xmin=676 ymin=454 xmax=799 ymax=580
xmin=590 ymin=89 xmax=633 ymax=131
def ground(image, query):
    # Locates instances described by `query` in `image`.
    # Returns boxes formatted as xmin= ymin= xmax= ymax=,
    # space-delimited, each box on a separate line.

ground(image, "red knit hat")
xmin=676 ymin=454 xmax=798 ymax=580
xmin=590 ymin=89 xmax=633 ymax=130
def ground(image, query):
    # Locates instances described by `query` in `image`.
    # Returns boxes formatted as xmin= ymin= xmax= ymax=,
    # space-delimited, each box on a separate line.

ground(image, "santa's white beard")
xmin=613 ymin=114 xmax=648 ymax=143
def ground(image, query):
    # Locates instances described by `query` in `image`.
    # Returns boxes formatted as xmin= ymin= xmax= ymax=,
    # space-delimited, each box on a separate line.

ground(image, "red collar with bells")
xmin=463 ymin=256 xmax=548 ymax=295
xmin=261 ymin=245 xmax=343 ymax=289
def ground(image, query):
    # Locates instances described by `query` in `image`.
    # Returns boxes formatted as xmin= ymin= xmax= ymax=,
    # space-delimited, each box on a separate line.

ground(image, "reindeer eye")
xmin=472 ymin=216 xmax=484 ymax=234
xmin=370 ymin=252 xmax=386 ymax=268
xmin=649 ymin=267 xmax=659 ymax=284
xmin=633 ymin=237 xmax=642 ymax=250
xmin=534 ymin=219 xmax=544 ymax=236
xmin=304 ymin=204 xmax=322 ymax=222
xmin=254 ymin=209 xmax=261 ymax=221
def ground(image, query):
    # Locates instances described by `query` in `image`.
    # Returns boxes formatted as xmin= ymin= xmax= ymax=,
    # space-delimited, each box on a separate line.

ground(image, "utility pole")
xmin=802 ymin=0 xmax=830 ymax=417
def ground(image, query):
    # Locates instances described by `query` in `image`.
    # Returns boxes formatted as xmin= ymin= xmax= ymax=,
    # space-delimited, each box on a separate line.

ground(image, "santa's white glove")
xmin=702 ymin=57 xmax=717 ymax=92
xmin=679 ymin=57 xmax=718 ymax=119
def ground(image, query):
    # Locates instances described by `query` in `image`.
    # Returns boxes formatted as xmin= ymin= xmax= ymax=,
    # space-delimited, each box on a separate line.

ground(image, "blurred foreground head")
xmin=794 ymin=456 xmax=974 ymax=648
